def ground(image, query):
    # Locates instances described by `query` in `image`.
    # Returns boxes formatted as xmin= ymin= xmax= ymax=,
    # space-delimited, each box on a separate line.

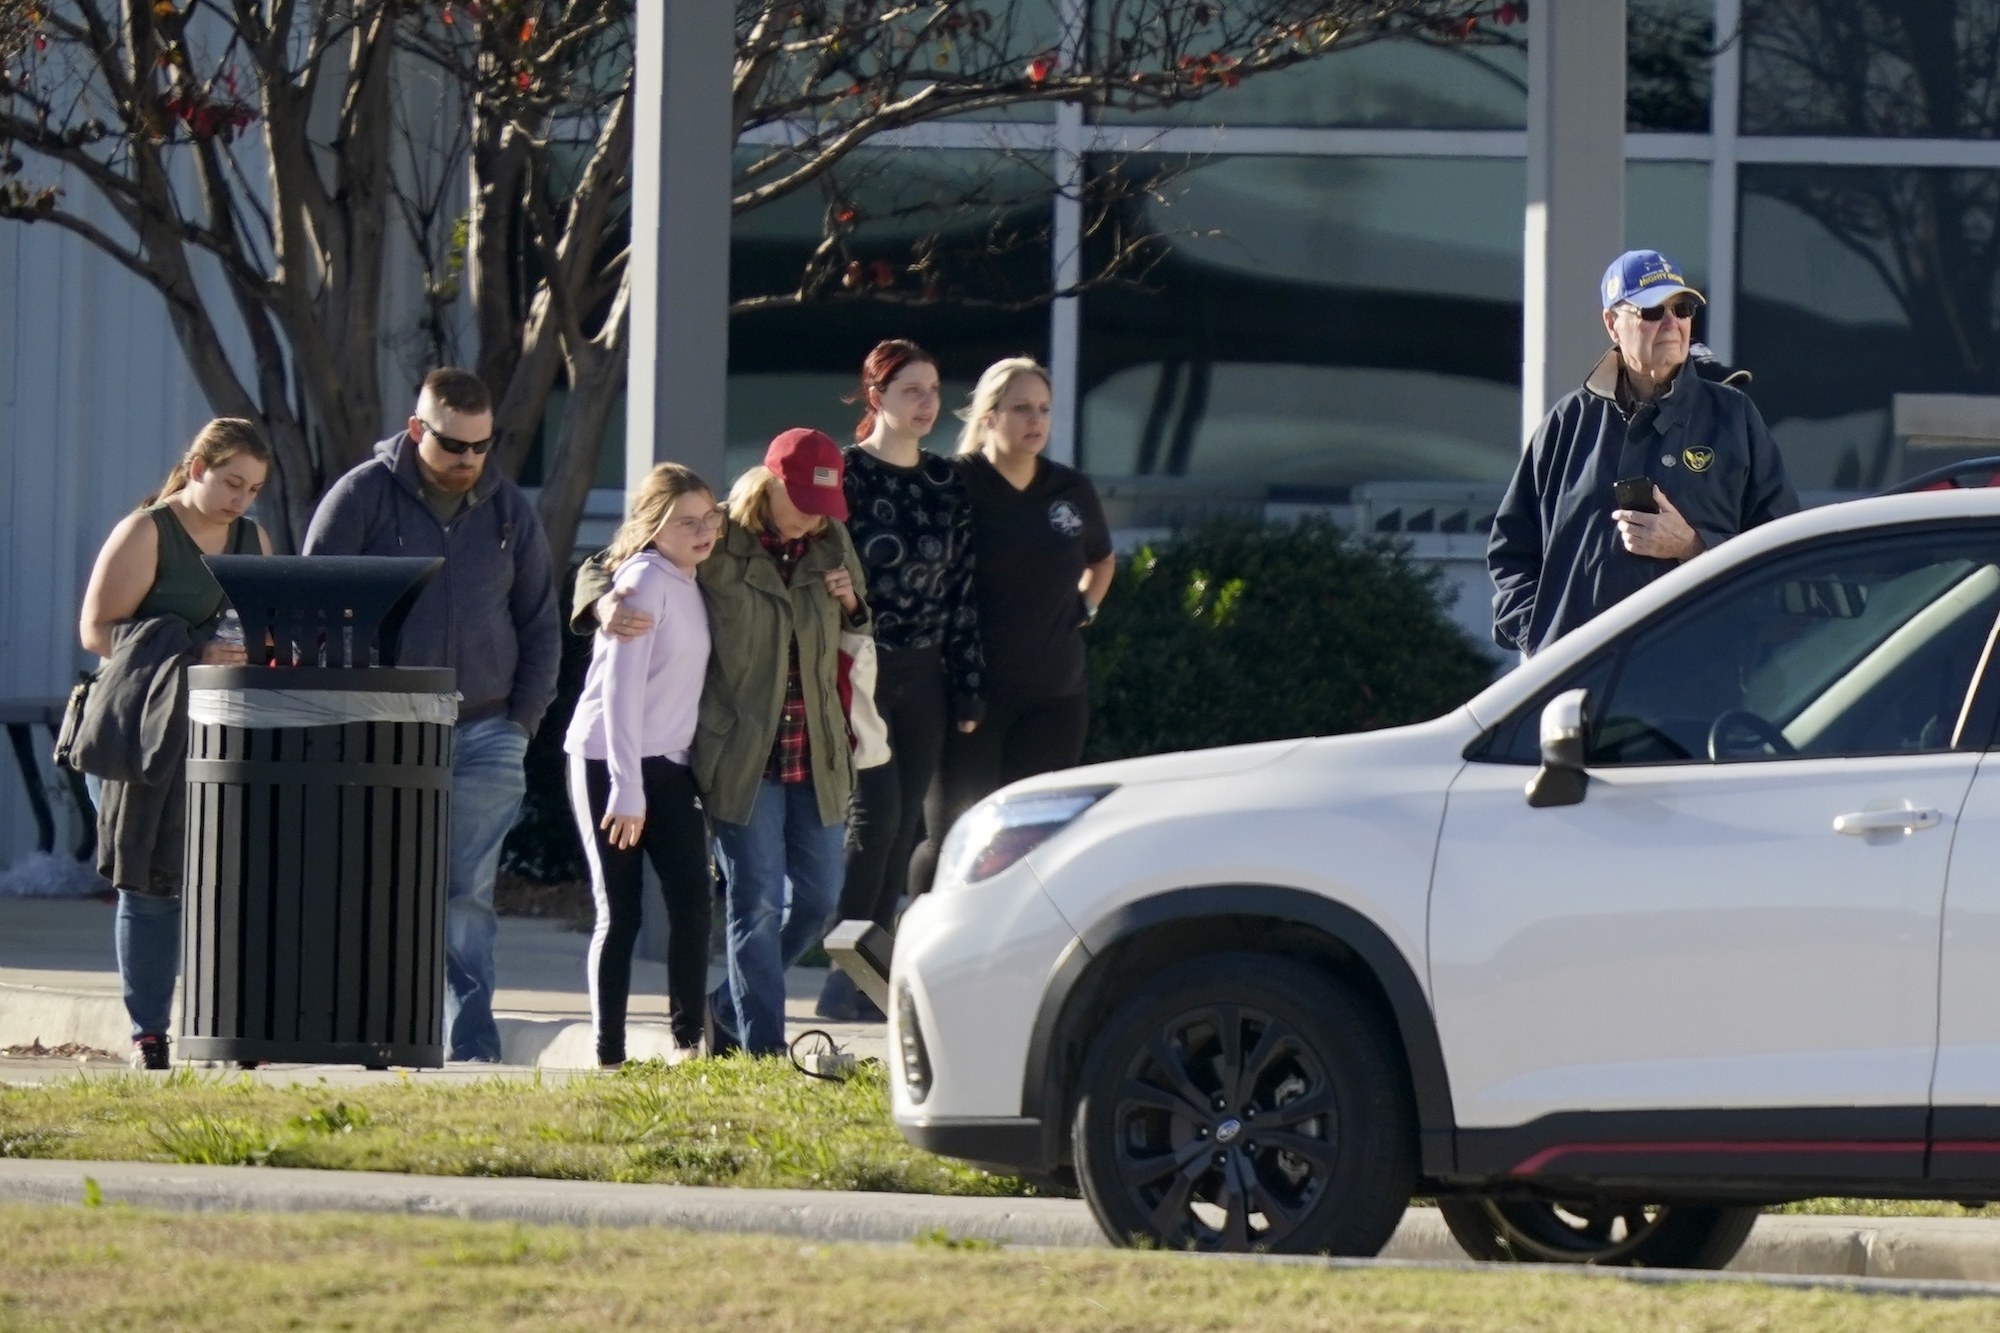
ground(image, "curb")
xmin=6 ymin=1160 xmax=2000 ymax=1282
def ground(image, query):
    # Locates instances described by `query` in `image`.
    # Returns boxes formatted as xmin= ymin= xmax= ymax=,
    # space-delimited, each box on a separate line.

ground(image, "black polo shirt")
xmin=957 ymin=452 xmax=1113 ymax=703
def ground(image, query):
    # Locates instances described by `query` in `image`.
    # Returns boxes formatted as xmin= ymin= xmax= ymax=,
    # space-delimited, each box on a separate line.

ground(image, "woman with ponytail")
xmin=77 ymin=418 xmax=273 ymax=1069
xmin=815 ymin=339 xmax=984 ymax=1021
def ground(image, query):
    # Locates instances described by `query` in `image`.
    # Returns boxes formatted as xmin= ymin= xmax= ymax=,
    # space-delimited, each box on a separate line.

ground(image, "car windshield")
xmin=1590 ymin=534 xmax=2000 ymax=764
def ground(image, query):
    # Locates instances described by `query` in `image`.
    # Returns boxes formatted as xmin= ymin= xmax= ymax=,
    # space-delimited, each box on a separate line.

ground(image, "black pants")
xmin=840 ymin=644 xmax=949 ymax=931
xmin=909 ymin=692 xmax=1091 ymax=896
xmin=568 ymin=753 xmax=712 ymax=1058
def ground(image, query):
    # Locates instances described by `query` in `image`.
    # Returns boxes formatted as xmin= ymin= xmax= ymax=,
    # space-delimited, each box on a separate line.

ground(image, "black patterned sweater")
xmin=842 ymin=446 xmax=986 ymax=723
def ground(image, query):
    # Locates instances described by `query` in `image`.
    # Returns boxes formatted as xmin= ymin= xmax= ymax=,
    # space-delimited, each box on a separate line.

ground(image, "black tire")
xmin=1071 ymin=953 xmax=1416 ymax=1255
xmin=1438 ymin=1196 xmax=1760 ymax=1269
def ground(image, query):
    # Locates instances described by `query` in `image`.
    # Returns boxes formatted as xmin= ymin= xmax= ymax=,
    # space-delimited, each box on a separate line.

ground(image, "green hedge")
xmin=1083 ymin=517 xmax=1496 ymax=762
xmin=503 ymin=522 xmax=1497 ymax=883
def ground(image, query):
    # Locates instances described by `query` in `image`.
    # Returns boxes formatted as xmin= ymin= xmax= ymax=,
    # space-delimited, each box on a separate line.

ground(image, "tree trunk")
xmin=536 ymin=287 xmax=632 ymax=562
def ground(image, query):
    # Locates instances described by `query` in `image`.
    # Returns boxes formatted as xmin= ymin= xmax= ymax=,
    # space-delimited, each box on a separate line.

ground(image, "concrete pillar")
xmin=628 ymin=1 xmax=733 ymax=490
xmin=1522 ymin=0 xmax=1627 ymax=443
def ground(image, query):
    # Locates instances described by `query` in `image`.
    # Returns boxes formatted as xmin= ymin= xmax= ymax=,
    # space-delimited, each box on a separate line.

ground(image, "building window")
xmin=1078 ymin=154 xmax=1525 ymax=496
xmin=1742 ymin=0 xmax=2000 ymax=138
xmin=1738 ymin=163 xmax=2000 ymax=489
xmin=728 ymin=147 xmax=1054 ymax=475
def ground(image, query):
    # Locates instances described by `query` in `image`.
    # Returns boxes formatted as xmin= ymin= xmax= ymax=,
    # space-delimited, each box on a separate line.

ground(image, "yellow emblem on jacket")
xmin=1682 ymin=446 xmax=1715 ymax=473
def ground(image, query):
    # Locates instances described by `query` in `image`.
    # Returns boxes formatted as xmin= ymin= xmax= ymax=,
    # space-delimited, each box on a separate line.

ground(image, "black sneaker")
xmin=132 ymin=1033 xmax=170 ymax=1071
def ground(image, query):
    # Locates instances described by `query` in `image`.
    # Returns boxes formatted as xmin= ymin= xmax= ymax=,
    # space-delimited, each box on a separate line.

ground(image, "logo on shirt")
xmin=1048 ymin=500 xmax=1084 ymax=537
xmin=1682 ymin=446 xmax=1715 ymax=473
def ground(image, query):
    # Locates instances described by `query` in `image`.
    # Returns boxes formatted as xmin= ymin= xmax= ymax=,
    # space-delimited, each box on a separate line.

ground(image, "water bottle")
xmin=215 ymin=608 xmax=246 ymax=654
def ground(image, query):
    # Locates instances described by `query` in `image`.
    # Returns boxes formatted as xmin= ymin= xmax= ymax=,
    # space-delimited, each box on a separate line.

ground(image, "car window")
xmin=1588 ymin=530 xmax=2000 ymax=765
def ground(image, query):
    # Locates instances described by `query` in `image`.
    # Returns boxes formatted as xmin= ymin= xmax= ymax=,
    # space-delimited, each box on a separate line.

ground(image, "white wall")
xmin=0 ymin=197 xmax=238 ymax=864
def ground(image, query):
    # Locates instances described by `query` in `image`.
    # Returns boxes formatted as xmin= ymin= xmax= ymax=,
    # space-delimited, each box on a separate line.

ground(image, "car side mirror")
xmin=1525 ymin=687 xmax=1590 ymax=809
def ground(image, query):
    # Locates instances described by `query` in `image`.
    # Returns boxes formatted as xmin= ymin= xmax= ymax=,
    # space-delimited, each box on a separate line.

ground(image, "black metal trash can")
xmin=179 ymin=556 xmax=455 ymax=1067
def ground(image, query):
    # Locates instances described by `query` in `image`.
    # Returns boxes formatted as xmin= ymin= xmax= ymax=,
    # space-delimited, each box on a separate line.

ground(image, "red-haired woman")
xmin=818 ymin=339 xmax=985 ymax=1020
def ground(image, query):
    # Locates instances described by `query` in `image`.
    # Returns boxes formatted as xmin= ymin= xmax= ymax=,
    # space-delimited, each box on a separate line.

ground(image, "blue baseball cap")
xmin=1601 ymin=249 xmax=1705 ymax=311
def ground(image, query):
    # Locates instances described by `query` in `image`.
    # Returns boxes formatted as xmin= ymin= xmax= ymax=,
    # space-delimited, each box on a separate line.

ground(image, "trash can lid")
xmin=204 ymin=555 xmax=442 ymax=669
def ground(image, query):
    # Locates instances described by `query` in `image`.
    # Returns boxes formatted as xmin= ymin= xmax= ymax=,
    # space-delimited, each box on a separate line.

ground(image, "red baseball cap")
xmin=764 ymin=427 xmax=849 ymax=521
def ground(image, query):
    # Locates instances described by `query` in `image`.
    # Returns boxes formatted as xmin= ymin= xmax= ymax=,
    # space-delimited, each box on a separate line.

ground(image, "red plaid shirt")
xmin=759 ymin=529 xmax=815 ymax=784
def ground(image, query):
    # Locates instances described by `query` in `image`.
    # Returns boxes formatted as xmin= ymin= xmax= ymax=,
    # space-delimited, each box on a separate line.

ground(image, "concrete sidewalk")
xmin=7 ymin=1158 xmax=2000 ymax=1285
xmin=0 ymin=897 xmax=886 ymax=1068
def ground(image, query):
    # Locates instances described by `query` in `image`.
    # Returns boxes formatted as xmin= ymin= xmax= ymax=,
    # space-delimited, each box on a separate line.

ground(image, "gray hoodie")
xmin=302 ymin=433 xmax=560 ymax=735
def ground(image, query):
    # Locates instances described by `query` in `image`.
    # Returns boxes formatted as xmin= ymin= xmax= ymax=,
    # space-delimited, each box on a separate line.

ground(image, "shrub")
xmin=1084 ymin=517 xmax=1496 ymax=761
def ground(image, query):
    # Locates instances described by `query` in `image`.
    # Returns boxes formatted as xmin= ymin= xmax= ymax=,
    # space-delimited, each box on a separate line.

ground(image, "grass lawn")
xmin=5 ymin=1061 xmax=2000 ymax=1223
xmin=0 ymin=1059 xmax=1025 ymax=1196
xmin=4 ymin=1204 xmax=1997 ymax=1332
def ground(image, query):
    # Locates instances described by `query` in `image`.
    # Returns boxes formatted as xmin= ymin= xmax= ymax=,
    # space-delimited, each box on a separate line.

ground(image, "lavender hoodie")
xmin=563 ymin=551 xmax=710 ymax=816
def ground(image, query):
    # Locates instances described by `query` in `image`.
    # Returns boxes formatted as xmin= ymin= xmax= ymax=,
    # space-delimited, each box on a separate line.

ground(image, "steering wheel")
xmin=1706 ymin=709 xmax=1797 ymax=761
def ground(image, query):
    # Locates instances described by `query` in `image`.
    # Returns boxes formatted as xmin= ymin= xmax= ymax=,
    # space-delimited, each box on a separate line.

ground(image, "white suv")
xmin=890 ymin=487 xmax=2000 ymax=1267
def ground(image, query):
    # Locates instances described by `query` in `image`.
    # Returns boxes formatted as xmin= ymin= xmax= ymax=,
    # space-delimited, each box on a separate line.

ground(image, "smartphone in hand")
xmin=1613 ymin=477 xmax=1659 ymax=514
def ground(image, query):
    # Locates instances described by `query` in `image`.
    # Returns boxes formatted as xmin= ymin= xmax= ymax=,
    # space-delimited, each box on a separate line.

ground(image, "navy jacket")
xmin=1488 ymin=351 xmax=1799 ymax=656
xmin=302 ymin=434 xmax=561 ymax=735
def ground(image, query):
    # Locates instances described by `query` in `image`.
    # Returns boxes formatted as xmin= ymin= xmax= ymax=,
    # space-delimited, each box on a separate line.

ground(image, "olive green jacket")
xmin=572 ymin=521 xmax=870 ymax=827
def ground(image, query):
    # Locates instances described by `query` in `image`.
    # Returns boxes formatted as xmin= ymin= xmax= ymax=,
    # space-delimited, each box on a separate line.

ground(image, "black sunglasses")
xmin=1625 ymin=296 xmax=1701 ymax=323
xmin=422 ymin=421 xmax=495 ymax=455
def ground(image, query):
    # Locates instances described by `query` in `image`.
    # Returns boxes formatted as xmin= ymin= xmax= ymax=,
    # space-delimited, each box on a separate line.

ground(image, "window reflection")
xmin=1738 ymin=164 xmax=2000 ymax=489
xmin=1079 ymin=155 xmax=1524 ymax=494
xmin=1090 ymin=0 xmax=1708 ymax=131
xmin=1742 ymin=0 xmax=2000 ymax=138
xmin=729 ymin=148 xmax=1054 ymax=473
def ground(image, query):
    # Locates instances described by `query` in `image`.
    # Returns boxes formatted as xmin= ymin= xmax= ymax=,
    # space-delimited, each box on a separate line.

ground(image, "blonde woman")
xmin=564 ymin=464 xmax=720 ymax=1067
xmin=78 ymin=418 xmax=274 ymax=1069
xmin=571 ymin=429 xmax=871 ymax=1056
xmin=910 ymin=357 xmax=1115 ymax=894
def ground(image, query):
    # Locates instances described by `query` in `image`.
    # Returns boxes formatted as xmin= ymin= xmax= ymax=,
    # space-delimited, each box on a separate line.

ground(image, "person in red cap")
xmin=571 ymin=427 xmax=871 ymax=1056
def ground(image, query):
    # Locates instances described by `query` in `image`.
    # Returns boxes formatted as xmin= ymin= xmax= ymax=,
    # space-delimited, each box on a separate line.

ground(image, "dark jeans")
xmin=709 ymin=779 xmax=846 ymax=1055
xmin=568 ymin=754 xmax=712 ymax=1059
xmin=909 ymin=692 xmax=1091 ymax=896
xmin=116 ymin=889 xmax=179 ymax=1039
xmin=840 ymin=644 xmax=949 ymax=931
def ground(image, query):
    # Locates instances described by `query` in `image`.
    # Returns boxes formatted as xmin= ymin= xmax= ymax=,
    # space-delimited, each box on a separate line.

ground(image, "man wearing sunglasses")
xmin=303 ymin=367 xmax=560 ymax=1062
xmin=1488 ymin=249 xmax=1798 ymax=656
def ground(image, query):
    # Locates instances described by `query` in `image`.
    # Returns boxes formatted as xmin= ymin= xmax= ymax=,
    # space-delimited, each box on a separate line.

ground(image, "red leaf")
xmin=519 ymin=16 xmax=536 ymax=42
xmin=834 ymin=206 xmax=857 ymax=225
xmin=515 ymin=69 xmax=531 ymax=90
xmin=1025 ymin=54 xmax=1054 ymax=84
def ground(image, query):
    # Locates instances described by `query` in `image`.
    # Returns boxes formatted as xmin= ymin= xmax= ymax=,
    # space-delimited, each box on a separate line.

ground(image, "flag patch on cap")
xmin=813 ymin=466 xmax=838 ymax=487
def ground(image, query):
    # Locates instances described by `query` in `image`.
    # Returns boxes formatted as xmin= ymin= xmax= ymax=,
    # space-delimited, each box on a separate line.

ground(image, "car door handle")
xmin=1832 ymin=807 xmax=1942 ymax=836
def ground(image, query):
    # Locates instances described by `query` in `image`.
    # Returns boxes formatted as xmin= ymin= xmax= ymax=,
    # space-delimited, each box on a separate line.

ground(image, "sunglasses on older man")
xmin=1624 ymin=296 xmax=1701 ymax=323
xmin=422 ymin=421 xmax=496 ymax=455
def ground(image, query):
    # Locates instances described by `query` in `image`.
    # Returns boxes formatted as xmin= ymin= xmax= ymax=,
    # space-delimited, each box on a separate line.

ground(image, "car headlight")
xmin=934 ymin=786 xmax=1114 ymax=889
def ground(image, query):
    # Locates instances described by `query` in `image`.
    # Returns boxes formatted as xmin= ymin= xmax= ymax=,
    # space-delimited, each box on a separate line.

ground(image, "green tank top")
xmin=132 ymin=504 xmax=259 ymax=631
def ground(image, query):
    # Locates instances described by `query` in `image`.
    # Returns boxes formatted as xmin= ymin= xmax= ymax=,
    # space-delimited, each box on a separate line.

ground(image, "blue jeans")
xmin=444 ymin=715 xmax=530 ymax=1062
xmin=116 ymin=890 xmax=179 ymax=1039
xmin=709 ymin=779 xmax=846 ymax=1055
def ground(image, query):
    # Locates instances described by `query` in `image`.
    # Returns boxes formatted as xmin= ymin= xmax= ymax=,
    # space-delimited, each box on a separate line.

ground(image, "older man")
xmin=304 ymin=368 xmax=560 ymax=1062
xmin=1489 ymin=249 xmax=1799 ymax=656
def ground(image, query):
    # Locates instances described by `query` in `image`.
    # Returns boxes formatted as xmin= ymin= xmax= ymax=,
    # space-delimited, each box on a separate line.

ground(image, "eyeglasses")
xmin=422 ymin=421 xmax=496 ymax=455
xmin=1623 ymin=297 xmax=1701 ymax=323
xmin=666 ymin=510 xmax=725 ymax=534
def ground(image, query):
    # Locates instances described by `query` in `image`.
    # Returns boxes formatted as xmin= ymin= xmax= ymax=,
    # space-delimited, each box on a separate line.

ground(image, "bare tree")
xmin=1 ymin=0 xmax=1513 ymax=555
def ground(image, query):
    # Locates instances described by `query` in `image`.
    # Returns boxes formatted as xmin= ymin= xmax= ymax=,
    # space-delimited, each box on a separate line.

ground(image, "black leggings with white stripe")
xmin=567 ymin=754 xmax=712 ymax=1060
